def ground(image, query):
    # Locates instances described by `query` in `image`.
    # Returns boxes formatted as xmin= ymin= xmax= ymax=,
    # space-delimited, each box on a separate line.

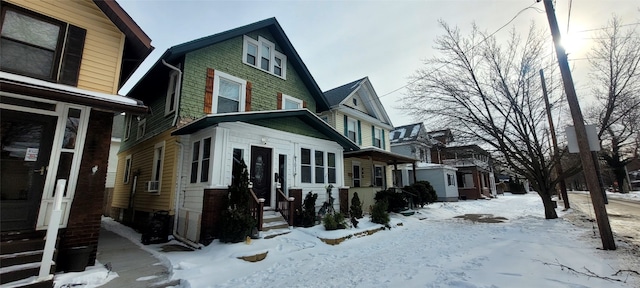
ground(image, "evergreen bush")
xmin=300 ymin=192 xmax=318 ymax=227
xmin=374 ymin=189 xmax=407 ymax=212
xmin=322 ymin=213 xmax=347 ymax=230
xmin=350 ymin=192 xmax=363 ymax=219
xmin=371 ymin=200 xmax=390 ymax=225
xmin=510 ymin=179 xmax=526 ymax=194
xmin=219 ymin=158 xmax=256 ymax=243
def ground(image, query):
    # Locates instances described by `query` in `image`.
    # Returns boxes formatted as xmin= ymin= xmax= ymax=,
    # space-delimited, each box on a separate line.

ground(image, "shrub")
xmin=219 ymin=159 xmax=255 ymax=243
xmin=374 ymin=189 xmax=407 ymax=212
xmin=299 ymin=192 xmax=318 ymax=227
xmin=371 ymin=200 xmax=390 ymax=225
xmin=414 ymin=181 xmax=437 ymax=206
xmin=322 ymin=213 xmax=347 ymax=230
xmin=510 ymin=179 xmax=526 ymax=194
xmin=350 ymin=192 xmax=363 ymax=219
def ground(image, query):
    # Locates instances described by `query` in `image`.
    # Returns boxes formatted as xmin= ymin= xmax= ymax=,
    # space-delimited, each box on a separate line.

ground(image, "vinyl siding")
xmin=8 ymin=0 xmax=125 ymax=94
xmin=112 ymin=130 xmax=178 ymax=214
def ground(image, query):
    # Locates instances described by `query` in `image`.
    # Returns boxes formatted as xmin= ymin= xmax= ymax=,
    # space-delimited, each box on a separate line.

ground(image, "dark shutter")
xmin=59 ymin=24 xmax=86 ymax=86
xmin=302 ymin=101 xmax=307 ymax=108
xmin=245 ymin=81 xmax=252 ymax=111
xmin=371 ymin=126 xmax=375 ymax=146
xmin=204 ymin=68 xmax=214 ymax=114
xmin=382 ymin=129 xmax=386 ymax=150
xmin=357 ymin=120 xmax=362 ymax=145
xmin=343 ymin=115 xmax=348 ymax=136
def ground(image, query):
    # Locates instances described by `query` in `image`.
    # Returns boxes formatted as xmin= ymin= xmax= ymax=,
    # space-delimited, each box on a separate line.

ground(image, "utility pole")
xmin=540 ymin=69 xmax=569 ymax=209
xmin=542 ymin=0 xmax=615 ymax=250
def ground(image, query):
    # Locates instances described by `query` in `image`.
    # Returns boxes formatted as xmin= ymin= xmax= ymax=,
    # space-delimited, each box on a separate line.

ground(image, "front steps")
xmin=1 ymin=231 xmax=55 ymax=288
xmin=262 ymin=211 xmax=291 ymax=239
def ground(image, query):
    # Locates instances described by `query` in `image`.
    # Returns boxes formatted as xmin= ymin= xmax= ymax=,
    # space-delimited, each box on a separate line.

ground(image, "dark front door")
xmin=1 ymin=109 xmax=56 ymax=231
xmin=250 ymin=146 xmax=272 ymax=206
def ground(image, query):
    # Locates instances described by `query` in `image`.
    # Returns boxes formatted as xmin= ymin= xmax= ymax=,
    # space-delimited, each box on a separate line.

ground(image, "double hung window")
xmin=212 ymin=71 xmax=246 ymax=114
xmin=190 ymin=138 xmax=212 ymax=183
xmin=301 ymin=148 xmax=337 ymax=184
xmin=243 ymin=36 xmax=287 ymax=78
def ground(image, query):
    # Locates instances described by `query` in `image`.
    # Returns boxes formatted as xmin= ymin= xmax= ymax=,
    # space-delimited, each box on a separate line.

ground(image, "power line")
xmin=573 ymin=22 xmax=640 ymax=33
xmin=378 ymin=3 xmax=543 ymax=99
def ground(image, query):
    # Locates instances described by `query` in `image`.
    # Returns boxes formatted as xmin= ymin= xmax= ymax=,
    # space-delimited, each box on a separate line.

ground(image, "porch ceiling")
xmin=171 ymin=109 xmax=360 ymax=151
xmin=344 ymin=147 xmax=416 ymax=165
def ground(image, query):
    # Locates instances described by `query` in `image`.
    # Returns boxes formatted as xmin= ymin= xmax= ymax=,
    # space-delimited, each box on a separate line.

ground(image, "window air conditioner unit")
xmin=146 ymin=181 xmax=160 ymax=194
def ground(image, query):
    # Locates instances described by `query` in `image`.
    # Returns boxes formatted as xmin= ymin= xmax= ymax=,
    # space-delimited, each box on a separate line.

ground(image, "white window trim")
xmin=374 ymin=165 xmax=385 ymax=187
xmin=347 ymin=118 xmax=358 ymax=142
xmin=300 ymin=147 xmax=338 ymax=184
xmin=165 ymin=71 xmax=180 ymax=116
xmin=281 ymin=94 xmax=303 ymax=110
xmin=151 ymin=141 xmax=165 ymax=193
xmin=123 ymin=154 xmax=132 ymax=184
xmin=374 ymin=127 xmax=382 ymax=148
xmin=190 ymin=137 xmax=213 ymax=184
xmin=136 ymin=118 xmax=146 ymax=140
xmin=212 ymin=70 xmax=246 ymax=114
xmin=124 ymin=114 xmax=132 ymax=141
xmin=242 ymin=35 xmax=287 ymax=79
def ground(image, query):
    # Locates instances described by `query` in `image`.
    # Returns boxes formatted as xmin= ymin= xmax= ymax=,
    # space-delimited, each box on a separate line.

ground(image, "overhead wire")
xmin=376 ymin=3 xmax=544 ymax=99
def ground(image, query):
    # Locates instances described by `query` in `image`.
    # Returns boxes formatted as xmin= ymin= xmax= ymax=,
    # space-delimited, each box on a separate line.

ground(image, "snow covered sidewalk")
xmin=54 ymin=193 xmax=640 ymax=287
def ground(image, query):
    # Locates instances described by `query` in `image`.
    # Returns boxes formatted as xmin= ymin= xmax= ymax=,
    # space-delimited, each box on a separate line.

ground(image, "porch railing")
xmin=276 ymin=188 xmax=295 ymax=226
xmin=249 ymin=188 xmax=264 ymax=231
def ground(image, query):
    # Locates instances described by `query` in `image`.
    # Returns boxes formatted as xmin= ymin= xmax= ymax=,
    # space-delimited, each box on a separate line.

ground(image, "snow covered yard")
xmin=57 ymin=192 xmax=639 ymax=288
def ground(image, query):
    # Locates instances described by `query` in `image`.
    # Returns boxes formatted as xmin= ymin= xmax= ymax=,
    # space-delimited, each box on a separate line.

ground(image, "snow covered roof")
xmin=1 ymin=71 xmax=148 ymax=114
xmin=390 ymin=123 xmax=431 ymax=145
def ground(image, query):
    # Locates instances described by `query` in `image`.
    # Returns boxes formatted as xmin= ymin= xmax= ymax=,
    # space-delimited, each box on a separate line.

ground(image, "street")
xmin=568 ymin=192 xmax=640 ymax=248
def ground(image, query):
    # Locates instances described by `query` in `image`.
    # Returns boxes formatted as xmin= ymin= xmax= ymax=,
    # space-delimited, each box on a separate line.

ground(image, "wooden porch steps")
xmin=1 ymin=231 xmax=55 ymax=288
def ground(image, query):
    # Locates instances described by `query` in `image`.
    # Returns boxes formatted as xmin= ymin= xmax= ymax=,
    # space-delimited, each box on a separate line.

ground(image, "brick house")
xmin=0 ymin=0 xmax=152 ymax=285
xmin=111 ymin=18 xmax=358 ymax=245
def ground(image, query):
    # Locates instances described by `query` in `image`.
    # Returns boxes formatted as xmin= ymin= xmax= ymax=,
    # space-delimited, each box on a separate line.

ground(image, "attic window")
xmin=243 ymin=36 xmax=287 ymax=79
xmin=352 ymin=98 xmax=357 ymax=106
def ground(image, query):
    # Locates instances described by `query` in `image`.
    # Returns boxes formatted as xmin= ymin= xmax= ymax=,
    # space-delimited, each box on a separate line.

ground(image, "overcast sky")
xmin=118 ymin=0 xmax=639 ymax=127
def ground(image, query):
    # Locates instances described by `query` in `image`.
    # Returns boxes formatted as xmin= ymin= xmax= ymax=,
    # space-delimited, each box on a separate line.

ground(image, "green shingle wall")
xmin=248 ymin=117 xmax=330 ymax=140
xmin=180 ymin=28 xmax=317 ymax=120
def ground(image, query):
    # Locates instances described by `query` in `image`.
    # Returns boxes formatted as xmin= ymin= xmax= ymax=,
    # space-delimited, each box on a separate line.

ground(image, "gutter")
xmin=161 ymin=59 xmax=182 ymax=127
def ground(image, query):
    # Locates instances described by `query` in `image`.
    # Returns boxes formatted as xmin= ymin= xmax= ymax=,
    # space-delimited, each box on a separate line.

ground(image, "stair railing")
xmin=249 ymin=188 xmax=264 ymax=231
xmin=276 ymin=188 xmax=295 ymax=226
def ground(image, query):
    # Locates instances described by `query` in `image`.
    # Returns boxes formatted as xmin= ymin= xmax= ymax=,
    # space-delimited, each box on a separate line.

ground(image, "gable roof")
xmin=93 ymin=0 xmax=154 ymax=86
xmin=131 ymin=17 xmax=329 ymax=111
xmin=323 ymin=77 xmax=393 ymax=127
xmin=324 ymin=77 xmax=366 ymax=107
xmin=172 ymin=109 xmax=359 ymax=151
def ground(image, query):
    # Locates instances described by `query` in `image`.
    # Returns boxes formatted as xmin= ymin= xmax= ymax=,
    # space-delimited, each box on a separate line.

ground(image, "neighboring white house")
xmin=390 ymin=123 xmax=459 ymax=202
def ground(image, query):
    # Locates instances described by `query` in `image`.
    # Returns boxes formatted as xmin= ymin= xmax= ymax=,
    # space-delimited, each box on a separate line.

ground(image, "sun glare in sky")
xmin=561 ymin=24 xmax=588 ymax=56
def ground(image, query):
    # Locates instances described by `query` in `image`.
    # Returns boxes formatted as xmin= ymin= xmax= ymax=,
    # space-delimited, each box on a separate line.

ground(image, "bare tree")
xmin=402 ymin=21 xmax=579 ymax=219
xmin=587 ymin=16 xmax=640 ymax=193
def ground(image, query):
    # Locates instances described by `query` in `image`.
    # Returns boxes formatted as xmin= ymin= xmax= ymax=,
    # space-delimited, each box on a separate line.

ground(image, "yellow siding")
xmin=9 ymin=0 xmax=125 ymax=94
xmin=113 ymin=131 xmax=178 ymax=214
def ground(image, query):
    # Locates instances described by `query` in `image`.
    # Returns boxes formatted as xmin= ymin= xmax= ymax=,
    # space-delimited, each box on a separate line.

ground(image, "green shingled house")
xmin=111 ymin=18 xmax=358 ymax=245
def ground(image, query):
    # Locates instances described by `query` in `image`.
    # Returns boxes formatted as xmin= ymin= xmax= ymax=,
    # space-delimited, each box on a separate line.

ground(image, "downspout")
xmin=162 ymin=59 xmax=182 ymax=127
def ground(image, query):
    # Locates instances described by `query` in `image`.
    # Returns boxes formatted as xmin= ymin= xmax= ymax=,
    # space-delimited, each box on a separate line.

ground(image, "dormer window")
xmin=243 ymin=36 xmax=287 ymax=79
